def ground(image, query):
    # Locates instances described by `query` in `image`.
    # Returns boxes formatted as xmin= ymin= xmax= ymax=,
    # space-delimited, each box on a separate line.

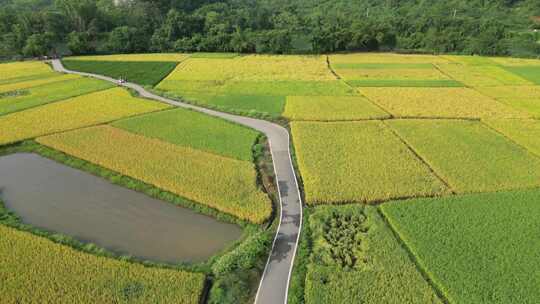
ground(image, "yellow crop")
xmin=67 ymin=53 xmax=189 ymax=62
xmin=0 ymin=61 xmax=53 ymax=82
xmin=360 ymin=87 xmax=529 ymax=119
xmin=436 ymin=64 xmax=531 ymax=86
xmin=37 ymin=125 xmax=272 ymax=224
xmin=291 ymin=121 xmax=449 ymax=204
xmin=164 ymin=55 xmax=335 ymax=82
xmin=0 ymin=225 xmax=204 ymax=304
xmin=336 ymin=68 xmax=449 ymax=80
xmin=283 ymin=96 xmax=389 ymax=121
xmin=483 ymin=119 xmax=540 ymax=156
xmin=490 ymin=57 xmax=540 ymax=66
xmin=0 ymin=74 xmax=80 ymax=93
xmin=330 ymin=53 xmax=450 ymax=64
xmin=0 ymin=87 xmax=169 ymax=145
xmin=476 ymin=85 xmax=540 ymax=99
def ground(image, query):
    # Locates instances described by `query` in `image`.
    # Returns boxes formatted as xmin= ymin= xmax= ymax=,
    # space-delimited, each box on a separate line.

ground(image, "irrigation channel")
xmin=0 ymin=153 xmax=242 ymax=263
xmin=51 ymin=59 xmax=303 ymax=304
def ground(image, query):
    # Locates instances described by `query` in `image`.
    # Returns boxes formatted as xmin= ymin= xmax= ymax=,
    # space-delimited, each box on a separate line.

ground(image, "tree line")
xmin=1 ymin=0 xmax=539 ymax=59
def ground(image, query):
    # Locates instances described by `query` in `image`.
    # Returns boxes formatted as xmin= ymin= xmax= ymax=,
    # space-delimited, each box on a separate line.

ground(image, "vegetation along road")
xmin=51 ymin=59 xmax=302 ymax=304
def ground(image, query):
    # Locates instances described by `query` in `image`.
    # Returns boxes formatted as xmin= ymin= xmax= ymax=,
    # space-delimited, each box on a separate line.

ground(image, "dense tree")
xmin=0 ymin=0 xmax=538 ymax=59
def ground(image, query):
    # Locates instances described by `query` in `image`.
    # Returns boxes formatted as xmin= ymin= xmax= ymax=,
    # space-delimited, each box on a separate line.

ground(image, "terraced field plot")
xmin=0 ymin=73 xmax=80 ymax=93
xmin=503 ymin=66 xmax=540 ymax=84
xmin=62 ymin=60 xmax=178 ymax=86
xmin=112 ymin=108 xmax=259 ymax=161
xmin=330 ymin=53 xmax=450 ymax=64
xmin=475 ymin=85 xmax=540 ymax=117
xmin=304 ymin=205 xmax=441 ymax=304
xmin=37 ymin=125 xmax=271 ymax=224
xmin=283 ymin=96 xmax=389 ymax=121
xmin=388 ymin=119 xmax=540 ymax=193
xmin=381 ymin=190 xmax=540 ymax=304
xmin=291 ymin=121 xmax=449 ymax=204
xmin=359 ymin=87 xmax=527 ymax=118
xmin=0 ymin=87 xmax=169 ymax=145
xmin=0 ymin=77 xmax=114 ymax=116
xmin=0 ymin=61 xmax=55 ymax=83
xmin=435 ymin=63 xmax=531 ymax=87
xmin=0 ymin=224 xmax=205 ymax=304
xmin=157 ymin=55 xmax=353 ymax=115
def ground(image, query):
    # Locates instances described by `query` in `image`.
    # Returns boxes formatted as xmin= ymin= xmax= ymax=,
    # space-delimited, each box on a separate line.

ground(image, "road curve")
xmin=51 ymin=59 xmax=302 ymax=304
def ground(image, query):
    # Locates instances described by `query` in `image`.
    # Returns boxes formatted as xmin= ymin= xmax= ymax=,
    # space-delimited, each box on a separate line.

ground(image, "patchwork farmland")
xmin=1 ymin=52 xmax=539 ymax=304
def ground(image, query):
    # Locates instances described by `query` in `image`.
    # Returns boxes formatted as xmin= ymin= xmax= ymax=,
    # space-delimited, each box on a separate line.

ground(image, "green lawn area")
xmin=304 ymin=205 xmax=441 ymax=304
xmin=291 ymin=121 xmax=449 ymax=204
xmin=381 ymin=190 xmax=540 ymax=304
xmin=112 ymin=108 xmax=259 ymax=161
xmin=62 ymin=60 xmax=178 ymax=86
xmin=0 ymin=77 xmax=114 ymax=116
xmin=388 ymin=119 xmax=540 ymax=193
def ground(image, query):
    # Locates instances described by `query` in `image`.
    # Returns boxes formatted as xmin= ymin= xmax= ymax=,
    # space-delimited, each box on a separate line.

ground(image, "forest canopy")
xmin=0 ymin=0 xmax=539 ymax=59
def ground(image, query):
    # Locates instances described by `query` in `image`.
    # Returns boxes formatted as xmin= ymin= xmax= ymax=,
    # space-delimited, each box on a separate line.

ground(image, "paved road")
xmin=51 ymin=59 xmax=302 ymax=304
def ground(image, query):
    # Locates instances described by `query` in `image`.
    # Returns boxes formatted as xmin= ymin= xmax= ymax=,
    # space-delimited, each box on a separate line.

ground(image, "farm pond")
xmin=0 ymin=153 xmax=242 ymax=263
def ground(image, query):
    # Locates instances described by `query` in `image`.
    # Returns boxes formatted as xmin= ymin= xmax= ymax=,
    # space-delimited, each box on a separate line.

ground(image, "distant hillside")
xmin=1 ymin=0 xmax=539 ymax=58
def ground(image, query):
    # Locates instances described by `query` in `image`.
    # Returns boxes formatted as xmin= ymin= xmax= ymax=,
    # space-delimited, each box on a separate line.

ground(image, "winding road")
xmin=51 ymin=59 xmax=303 ymax=304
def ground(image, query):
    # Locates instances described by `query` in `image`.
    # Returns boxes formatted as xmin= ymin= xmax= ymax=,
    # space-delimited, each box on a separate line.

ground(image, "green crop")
xmin=503 ymin=66 xmax=540 ymax=84
xmin=381 ymin=189 xmax=540 ymax=304
xmin=483 ymin=119 xmax=540 ymax=156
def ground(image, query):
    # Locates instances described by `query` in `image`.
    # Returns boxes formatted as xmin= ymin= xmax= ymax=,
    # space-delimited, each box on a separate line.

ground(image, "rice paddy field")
xmin=3 ymin=53 xmax=540 ymax=303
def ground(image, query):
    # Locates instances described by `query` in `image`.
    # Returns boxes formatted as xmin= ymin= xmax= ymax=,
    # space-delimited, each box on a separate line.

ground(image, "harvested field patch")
xmin=0 ymin=88 xmax=169 ymax=145
xmin=435 ymin=64 xmax=531 ymax=86
xmin=283 ymin=96 xmax=389 ymax=121
xmin=37 ymin=125 xmax=271 ymax=223
xmin=113 ymin=108 xmax=259 ymax=161
xmin=67 ymin=53 xmax=189 ymax=62
xmin=291 ymin=121 xmax=449 ymax=204
xmin=388 ymin=119 xmax=540 ymax=193
xmin=305 ymin=205 xmax=441 ymax=304
xmin=62 ymin=60 xmax=178 ymax=86
xmin=359 ymin=87 xmax=528 ymax=118
xmin=0 ymin=77 xmax=114 ymax=116
xmin=483 ymin=119 xmax=540 ymax=156
xmin=0 ymin=224 xmax=204 ymax=304
xmin=381 ymin=190 xmax=540 ymax=304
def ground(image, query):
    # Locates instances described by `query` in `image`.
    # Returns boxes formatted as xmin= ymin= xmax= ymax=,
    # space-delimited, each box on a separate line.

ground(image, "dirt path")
xmin=51 ymin=59 xmax=302 ymax=304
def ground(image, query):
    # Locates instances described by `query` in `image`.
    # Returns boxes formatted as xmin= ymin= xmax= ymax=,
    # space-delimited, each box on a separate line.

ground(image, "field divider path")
xmin=51 ymin=59 xmax=303 ymax=304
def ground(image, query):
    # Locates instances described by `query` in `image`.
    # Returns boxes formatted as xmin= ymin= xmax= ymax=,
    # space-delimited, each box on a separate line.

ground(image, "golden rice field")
xmin=37 ymin=125 xmax=272 ymax=224
xmin=283 ymin=96 xmax=389 ymax=121
xmin=0 ymin=225 xmax=205 ymax=304
xmin=330 ymin=53 xmax=450 ymax=64
xmin=483 ymin=119 xmax=540 ymax=156
xmin=0 ymin=61 xmax=54 ymax=82
xmin=291 ymin=121 xmax=449 ymax=204
xmin=0 ymin=87 xmax=169 ymax=145
xmin=163 ymin=55 xmax=335 ymax=82
xmin=475 ymin=86 xmax=540 ymax=117
xmin=359 ymin=87 xmax=528 ymax=118
xmin=336 ymin=67 xmax=449 ymax=81
xmin=0 ymin=74 xmax=80 ymax=93
xmin=67 ymin=53 xmax=190 ymax=62
xmin=435 ymin=63 xmax=531 ymax=87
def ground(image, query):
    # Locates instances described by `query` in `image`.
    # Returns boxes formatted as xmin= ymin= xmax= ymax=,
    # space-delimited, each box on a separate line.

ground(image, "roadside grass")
xmin=0 ymin=73 xmax=79 ymax=93
xmin=112 ymin=107 xmax=259 ymax=161
xmin=0 ymin=77 xmax=114 ymax=116
xmin=37 ymin=125 xmax=272 ymax=224
xmin=359 ymin=87 xmax=528 ymax=118
xmin=388 ymin=119 xmax=540 ymax=193
xmin=67 ymin=53 xmax=189 ymax=62
xmin=483 ymin=119 xmax=540 ymax=156
xmin=304 ymin=205 xmax=441 ymax=304
xmin=381 ymin=190 xmax=540 ymax=304
xmin=476 ymin=85 xmax=540 ymax=117
xmin=503 ymin=66 xmax=540 ymax=84
xmin=283 ymin=95 xmax=390 ymax=121
xmin=290 ymin=121 xmax=449 ymax=205
xmin=62 ymin=60 xmax=178 ymax=86
xmin=435 ymin=63 xmax=531 ymax=87
xmin=0 ymin=87 xmax=169 ymax=145
xmin=0 ymin=61 xmax=54 ymax=82
xmin=348 ymin=79 xmax=463 ymax=87
xmin=0 ymin=223 xmax=205 ymax=304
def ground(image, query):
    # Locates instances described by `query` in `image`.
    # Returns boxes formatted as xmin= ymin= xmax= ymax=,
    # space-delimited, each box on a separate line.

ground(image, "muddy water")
xmin=0 ymin=153 xmax=242 ymax=263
